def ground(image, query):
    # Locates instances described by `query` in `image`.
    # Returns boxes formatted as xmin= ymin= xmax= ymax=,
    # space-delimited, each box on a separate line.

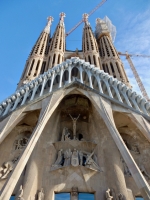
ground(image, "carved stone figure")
xmin=61 ymin=127 xmax=71 ymax=141
xmin=71 ymin=149 xmax=79 ymax=167
xmin=69 ymin=114 xmax=80 ymax=140
xmin=55 ymin=149 xmax=63 ymax=165
xmin=131 ymin=144 xmax=140 ymax=154
xmin=15 ymin=185 xmax=24 ymax=200
xmin=15 ymin=137 xmax=29 ymax=150
xmin=79 ymin=151 xmax=83 ymax=166
xmin=51 ymin=149 xmax=63 ymax=170
xmin=140 ymin=165 xmax=150 ymax=179
xmin=37 ymin=188 xmax=44 ymax=200
xmin=64 ymin=149 xmax=72 ymax=166
xmin=71 ymin=187 xmax=78 ymax=200
xmin=85 ymin=151 xmax=101 ymax=171
xmin=106 ymin=188 xmax=113 ymax=200
xmin=0 ymin=158 xmax=18 ymax=179
xmin=118 ymin=193 xmax=126 ymax=200
xmin=121 ymin=158 xmax=131 ymax=176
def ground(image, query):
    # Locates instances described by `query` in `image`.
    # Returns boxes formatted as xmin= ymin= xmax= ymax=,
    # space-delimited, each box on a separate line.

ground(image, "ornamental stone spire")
xmin=95 ymin=18 xmax=130 ymax=87
xmin=82 ymin=13 xmax=102 ymax=69
xmin=18 ymin=16 xmax=53 ymax=88
xmin=44 ymin=16 xmax=54 ymax=33
xmin=47 ymin=13 xmax=66 ymax=69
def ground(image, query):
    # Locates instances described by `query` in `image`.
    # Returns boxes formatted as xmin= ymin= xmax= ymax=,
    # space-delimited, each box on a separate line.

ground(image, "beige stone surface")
xmin=0 ymin=86 xmax=150 ymax=199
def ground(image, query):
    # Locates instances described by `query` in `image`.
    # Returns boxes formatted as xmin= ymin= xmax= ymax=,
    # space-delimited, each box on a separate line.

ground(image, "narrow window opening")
xmin=106 ymin=64 xmax=109 ymax=73
xmin=93 ymin=55 xmax=96 ymax=66
xmin=110 ymin=63 xmax=115 ymax=73
xmin=116 ymin=62 xmax=122 ymax=78
xmin=58 ymin=54 xmax=61 ymax=64
xmin=40 ymin=61 xmax=46 ymax=74
xmin=34 ymin=60 xmax=40 ymax=77
xmin=28 ymin=59 xmax=35 ymax=76
xmin=88 ymin=55 xmax=91 ymax=64
xmin=47 ymin=56 xmax=51 ymax=70
xmin=52 ymin=54 xmax=56 ymax=66
xmin=102 ymin=64 xmax=106 ymax=72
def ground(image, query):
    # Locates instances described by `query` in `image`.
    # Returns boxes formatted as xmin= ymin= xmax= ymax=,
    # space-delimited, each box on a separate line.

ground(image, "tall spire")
xmin=82 ymin=13 xmax=101 ymax=69
xmin=47 ymin=13 xmax=66 ymax=69
xmin=82 ymin=13 xmax=90 ymax=26
xmin=44 ymin=16 xmax=54 ymax=33
xmin=95 ymin=18 xmax=130 ymax=87
xmin=59 ymin=12 xmax=66 ymax=26
xmin=18 ymin=16 xmax=54 ymax=88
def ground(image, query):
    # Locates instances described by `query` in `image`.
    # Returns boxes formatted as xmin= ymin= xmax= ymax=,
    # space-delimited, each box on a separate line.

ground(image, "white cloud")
xmin=115 ymin=8 xmax=150 ymax=98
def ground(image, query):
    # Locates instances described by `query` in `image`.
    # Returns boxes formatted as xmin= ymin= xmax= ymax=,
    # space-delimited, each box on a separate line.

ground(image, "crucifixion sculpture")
xmin=69 ymin=114 xmax=80 ymax=140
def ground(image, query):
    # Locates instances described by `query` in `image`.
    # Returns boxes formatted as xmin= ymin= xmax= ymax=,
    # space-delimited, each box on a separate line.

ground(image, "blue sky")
xmin=0 ymin=0 xmax=150 ymax=102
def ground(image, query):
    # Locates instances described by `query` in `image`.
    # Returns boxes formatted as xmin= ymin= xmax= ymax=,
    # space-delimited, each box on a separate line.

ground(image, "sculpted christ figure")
xmin=69 ymin=114 xmax=80 ymax=140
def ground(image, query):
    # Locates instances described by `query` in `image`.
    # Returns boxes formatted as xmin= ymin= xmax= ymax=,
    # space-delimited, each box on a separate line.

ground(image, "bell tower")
xmin=47 ymin=12 xmax=66 ymax=69
xmin=82 ymin=13 xmax=102 ymax=69
xmin=18 ymin=16 xmax=53 ymax=88
xmin=95 ymin=18 xmax=130 ymax=86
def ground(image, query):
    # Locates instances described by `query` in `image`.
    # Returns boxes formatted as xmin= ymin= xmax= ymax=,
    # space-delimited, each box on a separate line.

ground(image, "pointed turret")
xmin=47 ymin=12 xmax=66 ymax=68
xmin=18 ymin=16 xmax=54 ymax=88
xmin=95 ymin=18 xmax=130 ymax=87
xmin=82 ymin=13 xmax=101 ymax=69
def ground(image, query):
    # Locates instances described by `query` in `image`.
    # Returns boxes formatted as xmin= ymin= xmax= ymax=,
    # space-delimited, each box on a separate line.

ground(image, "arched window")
xmin=52 ymin=54 xmax=56 ymax=66
xmin=110 ymin=62 xmax=114 ymax=73
xmin=106 ymin=64 xmax=109 ymax=73
xmin=58 ymin=54 xmax=61 ymax=64
xmin=93 ymin=55 xmax=96 ymax=65
xmin=102 ymin=64 xmax=106 ymax=72
xmin=88 ymin=55 xmax=91 ymax=64
xmin=116 ymin=62 xmax=122 ymax=78
xmin=34 ymin=60 xmax=40 ymax=77
xmin=40 ymin=61 xmax=46 ymax=74
xmin=28 ymin=59 xmax=35 ymax=76
xmin=47 ymin=56 xmax=51 ymax=70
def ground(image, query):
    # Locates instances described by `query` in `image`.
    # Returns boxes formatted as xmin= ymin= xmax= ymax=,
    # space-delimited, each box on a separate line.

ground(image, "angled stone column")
xmin=0 ymin=107 xmax=27 ymax=144
xmin=0 ymin=89 xmax=65 ymax=200
xmin=89 ymin=92 xmax=150 ymax=200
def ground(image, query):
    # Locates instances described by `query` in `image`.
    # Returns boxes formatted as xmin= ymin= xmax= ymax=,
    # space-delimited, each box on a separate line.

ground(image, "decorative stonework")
xmin=37 ymin=188 xmax=44 ymax=200
xmin=0 ymin=157 xmax=18 ymax=180
xmin=1 ymin=58 xmax=150 ymax=118
xmin=51 ymin=148 xmax=101 ymax=172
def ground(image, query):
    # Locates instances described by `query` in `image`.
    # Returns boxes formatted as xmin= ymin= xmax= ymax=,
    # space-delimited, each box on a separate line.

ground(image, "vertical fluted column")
xmin=95 ymin=18 xmax=130 ymax=87
xmin=47 ymin=13 xmax=66 ymax=69
xmin=18 ymin=17 xmax=54 ymax=88
xmin=82 ymin=13 xmax=102 ymax=69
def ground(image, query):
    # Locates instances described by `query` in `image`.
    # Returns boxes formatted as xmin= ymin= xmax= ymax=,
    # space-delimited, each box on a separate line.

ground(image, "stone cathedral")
xmin=0 ymin=12 xmax=150 ymax=200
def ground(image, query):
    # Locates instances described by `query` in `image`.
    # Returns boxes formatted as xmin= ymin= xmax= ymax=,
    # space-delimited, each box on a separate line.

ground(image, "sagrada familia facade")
xmin=0 ymin=12 xmax=150 ymax=200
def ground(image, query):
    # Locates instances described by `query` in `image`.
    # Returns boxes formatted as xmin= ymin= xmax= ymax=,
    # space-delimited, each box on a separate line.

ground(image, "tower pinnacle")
xmin=59 ymin=12 xmax=66 ymax=25
xmin=82 ymin=13 xmax=90 ymax=25
xmin=44 ymin=16 xmax=54 ymax=33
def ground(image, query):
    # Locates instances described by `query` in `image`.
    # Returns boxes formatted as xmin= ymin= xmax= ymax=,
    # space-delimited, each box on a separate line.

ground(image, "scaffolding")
xmin=103 ymin=16 xmax=116 ymax=43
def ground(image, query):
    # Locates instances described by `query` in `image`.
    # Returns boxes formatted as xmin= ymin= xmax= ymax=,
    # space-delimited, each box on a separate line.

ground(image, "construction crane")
xmin=65 ymin=0 xmax=107 ymax=37
xmin=118 ymin=52 xmax=150 ymax=101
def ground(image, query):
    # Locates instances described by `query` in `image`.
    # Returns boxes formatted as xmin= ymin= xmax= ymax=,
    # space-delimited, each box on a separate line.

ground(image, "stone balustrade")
xmin=0 ymin=57 xmax=150 ymax=117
